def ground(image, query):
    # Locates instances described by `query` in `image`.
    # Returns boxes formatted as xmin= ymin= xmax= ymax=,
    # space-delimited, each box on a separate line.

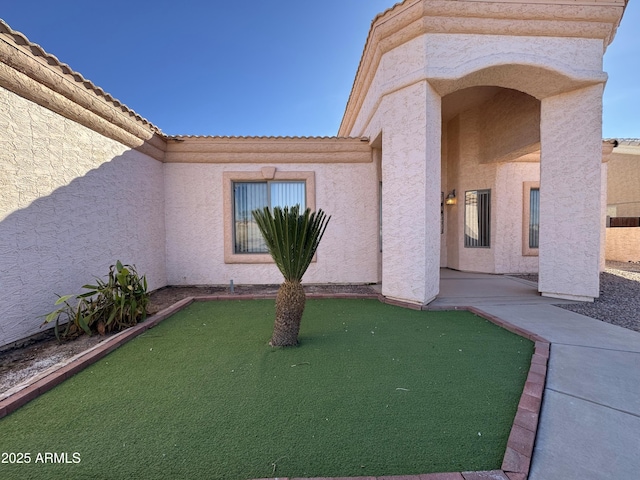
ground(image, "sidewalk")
xmin=475 ymin=304 xmax=640 ymax=480
xmin=435 ymin=270 xmax=640 ymax=479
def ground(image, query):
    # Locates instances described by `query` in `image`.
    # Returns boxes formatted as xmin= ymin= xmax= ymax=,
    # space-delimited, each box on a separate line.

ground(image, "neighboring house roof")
xmin=615 ymin=139 xmax=640 ymax=146
xmin=609 ymin=139 xmax=640 ymax=157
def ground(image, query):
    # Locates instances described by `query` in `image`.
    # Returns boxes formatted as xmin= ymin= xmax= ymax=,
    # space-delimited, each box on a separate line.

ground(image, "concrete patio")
xmin=430 ymin=269 xmax=578 ymax=308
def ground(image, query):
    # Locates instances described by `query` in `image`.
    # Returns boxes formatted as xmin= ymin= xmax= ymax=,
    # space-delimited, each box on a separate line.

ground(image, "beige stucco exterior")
xmin=442 ymin=90 xmax=541 ymax=275
xmin=163 ymin=139 xmax=379 ymax=286
xmin=0 ymin=14 xmax=380 ymax=346
xmin=606 ymin=228 xmax=640 ymax=262
xmin=605 ymin=140 xmax=640 ymax=262
xmin=0 ymin=0 xmax=630 ymax=346
xmin=340 ymin=0 xmax=625 ymax=304
xmin=607 ymin=140 xmax=640 ymax=217
xmin=0 ymin=85 xmax=167 ymax=346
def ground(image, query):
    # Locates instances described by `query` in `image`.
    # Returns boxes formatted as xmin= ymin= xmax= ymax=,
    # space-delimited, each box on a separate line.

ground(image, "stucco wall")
xmin=539 ymin=85 xmax=603 ymax=301
xmin=447 ymin=106 xmax=497 ymax=273
xmin=163 ymin=162 xmax=379 ymax=286
xmin=351 ymin=32 xmax=556 ymax=284
xmin=601 ymin=162 xmax=608 ymax=271
xmin=607 ymin=153 xmax=640 ymax=217
xmin=444 ymin=116 xmax=461 ymax=270
xmin=0 ymin=87 xmax=167 ymax=347
xmin=606 ymin=228 xmax=640 ymax=262
xmin=377 ymin=81 xmax=441 ymax=304
xmin=347 ymin=32 xmax=605 ymax=138
xmin=494 ymin=162 xmax=540 ymax=273
xmin=350 ymin=36 xmax=426 ymax=137
xmin=424 ymin=33 xmax=604 ymax=80
xmin=442 ymin=91 xmax=540 ymax=274
xmin=479 ymin=89 xmax=540 ymax=164
xmin=440 ymin=126 xmax=448 ymax=267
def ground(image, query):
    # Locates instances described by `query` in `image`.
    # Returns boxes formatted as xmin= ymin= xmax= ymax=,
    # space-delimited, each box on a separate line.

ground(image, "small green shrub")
xmin=43 ymin=261 xmax=149 ymax=340
xmin=43 ymin=294 xmax=94 ymax=340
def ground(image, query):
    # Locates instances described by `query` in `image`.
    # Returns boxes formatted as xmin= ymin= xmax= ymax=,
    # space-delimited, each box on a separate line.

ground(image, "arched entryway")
xmin=440 ymin=86 xmax=542 ymax=276
xmin=338 ymin=2 xmax=621 ymax=305
xmin=431 ymin=60 xmax=605 ymax=302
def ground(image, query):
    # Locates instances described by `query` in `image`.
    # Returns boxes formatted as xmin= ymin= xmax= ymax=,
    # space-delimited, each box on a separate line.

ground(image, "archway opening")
xmin=440 ymin=86 xmax=541 ymax=275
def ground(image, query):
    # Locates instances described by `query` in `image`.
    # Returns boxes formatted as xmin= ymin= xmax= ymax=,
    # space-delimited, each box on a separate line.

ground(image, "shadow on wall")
xmin=0 ymin=151 xmax=167 ymax=348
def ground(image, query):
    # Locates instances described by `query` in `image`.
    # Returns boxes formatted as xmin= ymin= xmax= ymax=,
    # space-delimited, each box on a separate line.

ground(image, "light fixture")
xmin=445 ymin=189 xmax=457 ymax=205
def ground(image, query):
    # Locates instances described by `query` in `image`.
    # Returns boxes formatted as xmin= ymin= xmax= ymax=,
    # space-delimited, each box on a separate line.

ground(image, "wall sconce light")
xmin=445 ymin=190 xmax=457 ymax=205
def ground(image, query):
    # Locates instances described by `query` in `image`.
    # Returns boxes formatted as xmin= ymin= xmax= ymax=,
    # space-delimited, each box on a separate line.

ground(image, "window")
xmin=528 ymin=188 xmax=540 ymax=249
xmin=522 ymin=182 xmax=540 ymax=256
xmin=233 ymin=181 xmax=306 ymax=253
xmin=464 ymin=189 xmax=490 ymax=248
xmin=223 ymin=170 xmax=315 ymax=264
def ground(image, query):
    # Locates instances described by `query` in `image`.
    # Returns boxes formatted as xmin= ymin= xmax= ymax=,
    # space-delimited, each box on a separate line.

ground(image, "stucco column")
xmin=381 ymin=81 xmax=441 ymax=305
xmin=539 ymin=84 xmax=603 ymax=301
xmin=600 ymin=161 xmax=608 ymax=272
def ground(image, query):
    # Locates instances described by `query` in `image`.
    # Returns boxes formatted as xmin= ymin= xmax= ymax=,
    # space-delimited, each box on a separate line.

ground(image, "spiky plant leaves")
xmin=42 ymin=262 xmax=149 ymax=340
xmin=252 ymin=206 xmax=330 ymax=282
xmin=252 ymin=205 xmax=331 ymax=346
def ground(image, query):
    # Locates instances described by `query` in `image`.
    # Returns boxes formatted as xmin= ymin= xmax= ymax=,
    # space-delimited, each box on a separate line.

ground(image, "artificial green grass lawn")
xmin=0 ymin=299 xmax=533 ymax=480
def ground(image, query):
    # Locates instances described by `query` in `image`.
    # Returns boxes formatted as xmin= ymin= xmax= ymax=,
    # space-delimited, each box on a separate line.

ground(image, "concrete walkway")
xmin=436 ymin=269 xmax=640 ymax=480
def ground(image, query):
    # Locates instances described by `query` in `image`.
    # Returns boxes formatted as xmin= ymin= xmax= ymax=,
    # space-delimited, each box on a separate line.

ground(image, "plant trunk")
xmin=270 ymin=280 xmax=306 ymax=347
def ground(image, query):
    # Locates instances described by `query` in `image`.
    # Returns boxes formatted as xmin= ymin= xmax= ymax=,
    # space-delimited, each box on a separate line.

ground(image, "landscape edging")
xmin=0 ymin=293 xmax=547 ymax=480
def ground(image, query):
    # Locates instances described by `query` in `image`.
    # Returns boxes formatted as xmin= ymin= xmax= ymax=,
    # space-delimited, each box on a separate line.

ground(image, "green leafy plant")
xmin=43 ymin=261 xmax=149 ymax=340
xmin=44 ymin=294 xmax=94 ymax=340
xmin=252 ymin=205 xmax=330 ymax=346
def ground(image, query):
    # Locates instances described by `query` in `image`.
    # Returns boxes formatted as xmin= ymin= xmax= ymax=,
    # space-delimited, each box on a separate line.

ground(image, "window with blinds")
xmin=464 ymin=189 xmax=491 ymax=248
xmin=529 ymin=187 xmax=540 ymax=249
xmin=233 ymin=181 xmax=306 ymax=253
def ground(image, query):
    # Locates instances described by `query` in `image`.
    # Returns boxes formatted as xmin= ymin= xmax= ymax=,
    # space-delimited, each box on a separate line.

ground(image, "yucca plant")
xmin=252 ymin=205 xmax=330 ymax=346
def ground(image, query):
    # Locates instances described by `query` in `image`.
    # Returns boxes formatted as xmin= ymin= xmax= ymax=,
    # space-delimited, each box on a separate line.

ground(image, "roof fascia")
xmin=0 ymin=20 xmax=166 ymax=161
xmin=164 ymin=136 xmax=372 ymax=163
xmin=338 ymin=0 xmax=626 ymax=137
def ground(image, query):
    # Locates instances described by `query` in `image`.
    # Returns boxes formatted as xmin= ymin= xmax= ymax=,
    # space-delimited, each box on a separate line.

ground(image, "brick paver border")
xmin=0 ymin=292 xmax=548 ymax=480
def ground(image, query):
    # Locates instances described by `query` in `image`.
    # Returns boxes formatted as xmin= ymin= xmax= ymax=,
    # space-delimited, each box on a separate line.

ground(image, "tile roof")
xmin=369 ymin=0 xmax=408 ymax=25
xmin=0 ymin=19 xmax=162 ymax=135
xmin=604 ymin=138 xmax=640 ymax=147
xmin=616 ymin=138 xmax=640 ymax=146
xmin=166 ymin=135 xmax=368 ymax=140
xmin=0 ymin=12 xmax=630 ymax=145
xmin=0 ymin=18 xmax=371 ymax=142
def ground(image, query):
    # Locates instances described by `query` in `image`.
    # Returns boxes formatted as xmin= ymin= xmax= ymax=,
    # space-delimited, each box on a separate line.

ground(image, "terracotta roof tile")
xmin=616 ymin=138 xmax=640 ymax=146
xmin=0 ymin=19 xmax=163 ymax=135
xmin=167 ymin=135 xmax=369 ymax=140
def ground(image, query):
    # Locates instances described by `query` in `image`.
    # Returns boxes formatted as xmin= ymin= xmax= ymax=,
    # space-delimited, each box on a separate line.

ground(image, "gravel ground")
xmin=516 ymin=261 xmax=640 ymax=332
xmin=557 ymin=261 xmax=640 ymax=332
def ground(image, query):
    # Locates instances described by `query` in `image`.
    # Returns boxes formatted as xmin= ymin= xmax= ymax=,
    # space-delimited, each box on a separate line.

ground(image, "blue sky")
xmin=2 ymin=1 xmax=638 ymax=138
